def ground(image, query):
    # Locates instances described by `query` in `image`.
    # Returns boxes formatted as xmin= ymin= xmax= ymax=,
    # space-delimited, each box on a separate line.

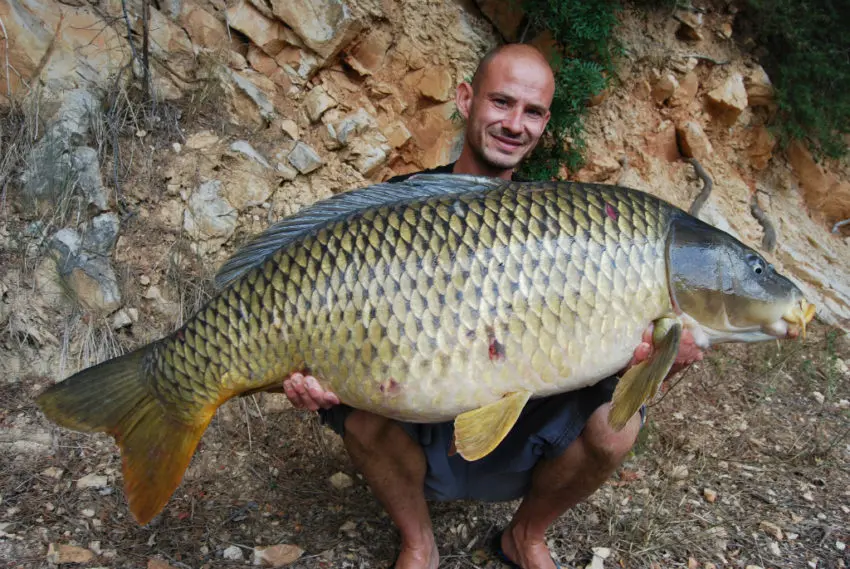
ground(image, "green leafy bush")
xmin=742 ymin=0 xmax=850 ymax=158
xmin=518 ymin=0 xmax=621 ymax=180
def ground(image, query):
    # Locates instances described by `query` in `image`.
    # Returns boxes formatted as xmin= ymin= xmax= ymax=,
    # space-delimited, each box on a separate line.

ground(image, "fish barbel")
xmin=37 ymin=174 xmax=814 ymax=524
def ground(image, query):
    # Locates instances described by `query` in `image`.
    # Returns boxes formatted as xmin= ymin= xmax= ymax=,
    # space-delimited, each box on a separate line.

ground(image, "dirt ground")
xmin=1 ymin=321 xmax=848 ymax=569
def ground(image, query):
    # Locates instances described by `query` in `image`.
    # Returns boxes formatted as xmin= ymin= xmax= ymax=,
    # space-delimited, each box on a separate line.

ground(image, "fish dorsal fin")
xmin=213 ymin=173 xmax=507 ymax=289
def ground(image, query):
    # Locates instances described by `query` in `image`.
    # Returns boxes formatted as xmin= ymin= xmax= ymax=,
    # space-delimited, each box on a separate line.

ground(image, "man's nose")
xmin=502 ymin=109 xmax=523 ymax=134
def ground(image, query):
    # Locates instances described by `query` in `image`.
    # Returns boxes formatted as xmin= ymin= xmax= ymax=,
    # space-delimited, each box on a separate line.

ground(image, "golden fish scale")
xmin=151 ymin=182 xmax=674 ymax=424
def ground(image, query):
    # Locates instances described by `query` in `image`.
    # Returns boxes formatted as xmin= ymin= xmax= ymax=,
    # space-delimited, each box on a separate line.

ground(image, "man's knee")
xmin=343 ymin=410 xmax=396 ymax=451
xmin=581 ymin=403 xmax=641 ymax=467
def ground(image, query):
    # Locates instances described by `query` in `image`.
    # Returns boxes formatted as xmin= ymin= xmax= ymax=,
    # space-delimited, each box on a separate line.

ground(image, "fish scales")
xmin=151 ymin=182 xmax=672 ymax=423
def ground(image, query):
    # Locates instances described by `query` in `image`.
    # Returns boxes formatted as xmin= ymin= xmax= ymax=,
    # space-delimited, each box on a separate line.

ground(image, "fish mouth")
xmin=774 ymin=299 xmax=817 ymax=339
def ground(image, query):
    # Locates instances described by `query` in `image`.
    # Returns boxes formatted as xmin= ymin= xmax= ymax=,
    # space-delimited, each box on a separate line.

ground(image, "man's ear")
xmin=456 ymin=82 xmax=473 ymax=119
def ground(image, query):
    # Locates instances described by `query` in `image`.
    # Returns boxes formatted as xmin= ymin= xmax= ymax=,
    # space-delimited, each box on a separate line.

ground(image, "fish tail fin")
xmin=37 ymin=345 xmax=214 ymax=525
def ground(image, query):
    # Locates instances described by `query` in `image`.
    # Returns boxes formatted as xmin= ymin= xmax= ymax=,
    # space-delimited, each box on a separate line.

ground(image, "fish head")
xmin=666 ymin=215 xmax=815 ymax=345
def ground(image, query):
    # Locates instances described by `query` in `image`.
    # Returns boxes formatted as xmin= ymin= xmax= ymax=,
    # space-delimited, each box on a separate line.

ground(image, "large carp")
xmin=38 ymin=174 xmax=814 ymax=524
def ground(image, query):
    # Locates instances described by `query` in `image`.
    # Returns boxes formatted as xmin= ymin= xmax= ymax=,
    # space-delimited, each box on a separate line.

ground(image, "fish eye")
xmin=746 ymin=254 xmax=765 ymax=275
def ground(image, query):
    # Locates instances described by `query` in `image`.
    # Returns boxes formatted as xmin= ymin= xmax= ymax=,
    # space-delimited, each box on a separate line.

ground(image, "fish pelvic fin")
xmin=453 ymin=390 xmax=532 ymax=461
xmin=608 ymin=317 xmax=682 ymax=431
xmin=37 ymin=345 xmax=214 ymax=525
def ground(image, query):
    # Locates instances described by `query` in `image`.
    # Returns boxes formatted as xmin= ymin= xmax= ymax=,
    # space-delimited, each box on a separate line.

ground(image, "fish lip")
xmin=781 ymin=299 xmax=816 ymax=339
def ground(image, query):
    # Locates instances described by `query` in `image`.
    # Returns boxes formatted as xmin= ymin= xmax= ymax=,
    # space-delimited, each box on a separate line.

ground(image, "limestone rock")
xmin=748 ymin=126 xmax=776 ymax=171
xmin=21 ymin=89 xmax=100 ymax=208
xmin=253 ymin=543 xmax=304 ymax=567
xmin=0 ymin=423 xmax=54 ymax=455
xmin=304 ymin=86 xmax=338 ymax=123
xmin=345 ymin=29 xmax=392 ymax=76
xmin=652 ymin=74 xmax=679 ymax=105
xmin=383 ymin=121 xmax=412 ymax=149
xmin=46 ymin=215 xmax=123 ymax=313
xmin=248 ymin=44 xmax=279 ymax=76
xmin=147 ymin=7 xmax=196 ymax=77
xmin=676 ymin=121 xmax=713 ymax=161
xmin=70 ymin=147 xmax=109 ymax=211
xmin=417 ymin=67 xmax=454 ymax=102
xmin=112 ymin=308 xmax=139 ymax=329
xmin=327 ymin=109 xmax=377 ymax=146
xmin=223 ymin=545 xmax=244 ymax=560
xmin=0 ymin=0 xmax=129 ymax=97
xmin=346 ymin=136 xmax=391 ymax=176
xmin=76 ymin=473 xmax=109 ymax=489
xmin=230 ymin=141 xmax=271 ymax=169
xmin=181 ymin=5 xmax=228 ymax=48
xmin=276 ymin=45 xmax=321 ymax=83
xmin=329 ymin=472 xmax=353 ymax=490
xmin=223 ymin=68 xmax=276 ymax=121
xmin=279 ymin=119 xmax=300 ymax=140
xmin=82 ymin=213 xmax=120 ymax=257
xmin=676 ymin=10 xmax=704 ymax=42
xmin=183 ymin=180 xmax=238 ymax=251
xmin=787 ymin=141 xmax=850 ymax=225
xmin=474 ymin=0 xmax=525 ymax=41
xmin=288 ymin=142 xmax=324 ymax=174
xmin=745 ymin=65 xmax=775 ymax=107
xmin=706 ymin=73 xmax=748 ymax=126
xmin=226 ymin=0 xmax=290 ymax=56
xmin=269 ymin=0 xmax=360 ymax=59
xmin=670 ymin=71 xmax=699 ymax=107
xmin=46 ymin=544 xmax=94 ymax=565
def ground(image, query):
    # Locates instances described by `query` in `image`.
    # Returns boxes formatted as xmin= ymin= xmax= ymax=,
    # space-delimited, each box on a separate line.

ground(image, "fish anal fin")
xmin=609 ymin=317 xmax=682 ymax=431
xmin=453 ymin=391 xmax=532 ymax=461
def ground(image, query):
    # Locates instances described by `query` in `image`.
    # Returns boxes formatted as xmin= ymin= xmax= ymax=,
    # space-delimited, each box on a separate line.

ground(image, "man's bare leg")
xmin=343 ymin=410 xmax=439 ymax=569
xmin=499 ymin=404 xmax=642 ymax=569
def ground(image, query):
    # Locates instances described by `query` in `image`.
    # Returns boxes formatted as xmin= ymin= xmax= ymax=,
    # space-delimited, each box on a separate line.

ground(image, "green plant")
xmin=518 ymin=0 xmax=622 ymax=180
xmin=742 ymin=0 xmax=850 ymax=158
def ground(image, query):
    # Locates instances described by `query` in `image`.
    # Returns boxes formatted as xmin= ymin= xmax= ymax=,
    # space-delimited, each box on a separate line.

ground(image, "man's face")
xmin=456 ymin=53 xmax=554 ymax=172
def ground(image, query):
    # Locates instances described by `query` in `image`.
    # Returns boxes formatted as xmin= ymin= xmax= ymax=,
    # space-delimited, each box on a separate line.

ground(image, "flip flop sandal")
xmin=490 ymin=530 xmax=563 ymax=569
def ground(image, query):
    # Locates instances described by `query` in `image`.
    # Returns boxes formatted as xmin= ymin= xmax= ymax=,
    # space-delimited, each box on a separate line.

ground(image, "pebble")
xmin=812 ymin=391 xmax=825 ymax=404
xmin=81 ymin=508 xmax=95 ymax=518
xmin=76 ymin=473 xmax=109 ymax=490
xmin=41 ymin=467 xmax=64 ymax=479
xmin=252 ymin=543 xmax=304 ymax=567
xmin=769 ymin=541 xmax=781 ymax=556
xmin=703 ymin=488 xmax=718 ymax=503
xmin=759 ymin=520 xmax=784 ymax=540
xmin=47 ymin=543 xmax=94 ymax=564
xmin=223 ymin=545 xmax=244 ymax=560
xmin=329 ymin=472 xmax=353 ymax=490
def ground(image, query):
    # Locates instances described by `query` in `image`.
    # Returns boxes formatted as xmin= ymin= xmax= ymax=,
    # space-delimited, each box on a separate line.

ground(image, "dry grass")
xmin=1 ymin=323 xmax=847 ymax=569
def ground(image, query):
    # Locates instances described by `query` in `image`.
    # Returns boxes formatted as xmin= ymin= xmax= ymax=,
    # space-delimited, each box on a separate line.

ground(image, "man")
xmin=283 ymin=44 xmax=703 ymax=569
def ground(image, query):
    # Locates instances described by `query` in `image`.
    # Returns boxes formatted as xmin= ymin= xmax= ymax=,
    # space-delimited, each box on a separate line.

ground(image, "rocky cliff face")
xmin=0 ymin=0 xmax=848 ymax=384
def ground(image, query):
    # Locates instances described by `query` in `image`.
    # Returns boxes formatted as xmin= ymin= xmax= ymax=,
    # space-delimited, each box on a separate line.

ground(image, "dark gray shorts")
xmin=319 ymin=376 xmax=642 ymax=502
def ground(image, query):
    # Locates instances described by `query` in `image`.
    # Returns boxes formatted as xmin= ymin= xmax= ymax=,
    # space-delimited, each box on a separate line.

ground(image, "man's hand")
xmin=283 ymin=372 xmax=340 ymax=411
xmin=629 ymin=323 xmax=705 ymax=378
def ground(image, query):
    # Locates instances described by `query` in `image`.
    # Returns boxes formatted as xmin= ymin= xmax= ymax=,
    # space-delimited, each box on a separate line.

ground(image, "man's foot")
xmin=497 ymin=527 xmax=560 ymax=569
xmin=395 ymin=539 xmax=439 ymax=569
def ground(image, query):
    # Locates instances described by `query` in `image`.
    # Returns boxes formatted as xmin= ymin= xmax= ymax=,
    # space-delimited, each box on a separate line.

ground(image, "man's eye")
xmin=493 ymin=99 xmax=508 ymax=108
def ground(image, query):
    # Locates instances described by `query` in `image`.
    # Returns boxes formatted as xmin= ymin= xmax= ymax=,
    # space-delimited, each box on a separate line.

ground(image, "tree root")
xmin=687 ymin=158 xmax=713 ymax=217
xmin=750 ymin=192 xmax=777 ymax=252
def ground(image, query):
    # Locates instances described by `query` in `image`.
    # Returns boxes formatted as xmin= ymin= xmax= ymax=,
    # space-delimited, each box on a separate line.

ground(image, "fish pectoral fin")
xmin=608 ymin=317 xmax=682 ymax=431
xmin=453 ymin=390 xmax=532 ymax=462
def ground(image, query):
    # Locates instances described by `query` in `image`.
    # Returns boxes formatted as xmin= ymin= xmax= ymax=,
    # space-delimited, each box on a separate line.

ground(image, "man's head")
xmin=454 ymin=44 xmax=555 ymax=179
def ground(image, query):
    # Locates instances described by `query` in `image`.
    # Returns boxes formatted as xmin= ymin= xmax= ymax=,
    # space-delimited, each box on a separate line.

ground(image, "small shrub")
xmin=741 ymin=0 xmax=850 ymax=158
xmin=518 ymin=0 xmax=622 ymax=180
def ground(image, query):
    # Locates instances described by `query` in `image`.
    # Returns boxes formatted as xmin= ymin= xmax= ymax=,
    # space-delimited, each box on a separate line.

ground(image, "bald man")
xmin=283 ymin=44 xmax=702 ymax=569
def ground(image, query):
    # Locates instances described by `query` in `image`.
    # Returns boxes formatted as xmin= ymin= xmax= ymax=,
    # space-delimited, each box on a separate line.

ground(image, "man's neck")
xmin=453 ymin=148 xmax=515 ymax=180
